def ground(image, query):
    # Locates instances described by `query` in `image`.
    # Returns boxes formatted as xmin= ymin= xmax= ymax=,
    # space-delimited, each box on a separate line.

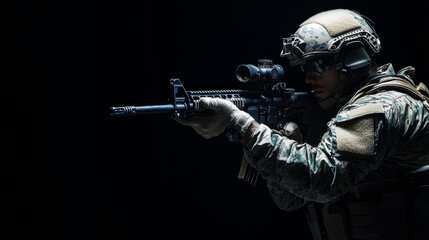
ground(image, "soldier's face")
xmin=304 ymin=67 xmax=338 ymax=101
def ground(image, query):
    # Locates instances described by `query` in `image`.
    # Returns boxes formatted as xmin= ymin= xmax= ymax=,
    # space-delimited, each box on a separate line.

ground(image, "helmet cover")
xmin=281 ymin=9 xmax=381 ymax=66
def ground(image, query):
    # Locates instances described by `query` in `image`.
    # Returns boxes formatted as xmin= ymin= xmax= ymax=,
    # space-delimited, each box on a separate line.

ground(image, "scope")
xmin=236 ymin=59 xmax=284 ymax=83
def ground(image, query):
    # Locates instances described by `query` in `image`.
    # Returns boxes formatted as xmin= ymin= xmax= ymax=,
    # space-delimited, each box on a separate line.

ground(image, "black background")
xmin=8 ymin=0 xmax=428 ymax=239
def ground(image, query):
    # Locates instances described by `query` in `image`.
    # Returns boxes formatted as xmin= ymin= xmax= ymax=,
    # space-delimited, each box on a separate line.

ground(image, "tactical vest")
xmin=305 ymin=74 xmax=429 ymax=240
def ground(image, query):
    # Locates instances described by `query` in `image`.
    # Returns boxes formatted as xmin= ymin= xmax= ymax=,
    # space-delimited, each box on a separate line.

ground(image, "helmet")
xmin=281 ymin=9 xmax=381 ymax=101
xmin=281 ymin=9 xmax=381 ymax=65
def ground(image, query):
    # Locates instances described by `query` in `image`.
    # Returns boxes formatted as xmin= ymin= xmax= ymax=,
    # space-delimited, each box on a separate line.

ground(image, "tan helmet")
xmin=281 ymin=9 xmax=380 ymax=66
xmin=281 ymin=9 xmax=381 ymax=106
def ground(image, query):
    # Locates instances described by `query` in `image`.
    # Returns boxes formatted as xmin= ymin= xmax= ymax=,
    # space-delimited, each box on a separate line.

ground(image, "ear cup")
xmin=341 ymin=43 xmax=373 ymax=82
xmin=335 ymin=43 xmax=378 ymax=97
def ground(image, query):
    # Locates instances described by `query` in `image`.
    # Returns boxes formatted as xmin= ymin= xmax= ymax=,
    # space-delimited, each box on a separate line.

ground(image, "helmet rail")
xmin=281 ymin=29 xmax=380 ymax=66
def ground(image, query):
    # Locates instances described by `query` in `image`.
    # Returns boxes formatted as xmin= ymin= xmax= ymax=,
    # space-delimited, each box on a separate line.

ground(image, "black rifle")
xmin=110 ymin=59 xmax=309 ymax=186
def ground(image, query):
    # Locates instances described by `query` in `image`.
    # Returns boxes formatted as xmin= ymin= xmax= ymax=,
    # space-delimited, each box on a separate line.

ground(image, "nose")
xmin=305 ymin=73 xmax=319 ymax=84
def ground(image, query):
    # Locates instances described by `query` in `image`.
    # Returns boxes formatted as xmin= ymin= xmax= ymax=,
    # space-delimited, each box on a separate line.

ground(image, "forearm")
xmin=267 ymin=177 xmax=309 ymax=211
xmin=241 ymin=121 xmax=309 ymax=210
xmin=239 ymin=121 xmax=259 ymax=146
xmin=243 ymin=124 xmax=372 ymax=203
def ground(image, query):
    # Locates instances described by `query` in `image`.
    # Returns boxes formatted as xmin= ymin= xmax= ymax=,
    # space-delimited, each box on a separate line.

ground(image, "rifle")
xmin=110 ymin=59 xmax=309 ymax=187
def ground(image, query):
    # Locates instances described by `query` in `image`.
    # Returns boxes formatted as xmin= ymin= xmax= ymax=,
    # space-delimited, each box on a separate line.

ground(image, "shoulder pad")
xmin=336 ymin=103 xmax=384 ymax=159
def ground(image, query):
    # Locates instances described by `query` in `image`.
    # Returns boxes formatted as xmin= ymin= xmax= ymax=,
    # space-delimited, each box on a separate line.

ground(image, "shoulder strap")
xmin=416 ymin=82 xmax=429 ymax=99
xmin=349 ymin=75 xmax=429 ymax=105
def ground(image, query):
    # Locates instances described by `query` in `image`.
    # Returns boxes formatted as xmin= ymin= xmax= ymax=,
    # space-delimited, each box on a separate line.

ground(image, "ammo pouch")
xmin=306 ymin=167 xmax=429 ymax=240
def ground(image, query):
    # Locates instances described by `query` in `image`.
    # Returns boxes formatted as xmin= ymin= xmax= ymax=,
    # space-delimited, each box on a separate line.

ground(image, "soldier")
xmin=176 ymin=9 xmax=429 ymax=240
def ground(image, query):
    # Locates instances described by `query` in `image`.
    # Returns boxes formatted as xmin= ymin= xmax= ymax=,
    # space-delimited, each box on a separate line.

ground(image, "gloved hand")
xmin=175 ymin=97 xmax=254 ymax=139
xmin=280 ymin=122 xmax=303 ymax=143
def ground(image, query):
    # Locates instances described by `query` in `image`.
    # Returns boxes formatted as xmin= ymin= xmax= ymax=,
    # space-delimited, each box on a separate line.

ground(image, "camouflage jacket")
xmin=243 ymin=64 xmax=429 ymax=211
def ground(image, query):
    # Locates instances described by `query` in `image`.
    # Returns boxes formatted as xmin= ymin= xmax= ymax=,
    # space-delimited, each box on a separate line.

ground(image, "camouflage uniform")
xmin=243 ymin=64 xmax=429 ymax=211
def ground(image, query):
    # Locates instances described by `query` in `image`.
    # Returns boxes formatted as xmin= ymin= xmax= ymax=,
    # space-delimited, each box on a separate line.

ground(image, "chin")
xmin=314 ymin=94 xmax=327 ymax=101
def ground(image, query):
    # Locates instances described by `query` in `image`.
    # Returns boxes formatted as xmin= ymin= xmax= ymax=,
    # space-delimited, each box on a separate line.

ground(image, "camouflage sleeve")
xmin=266 ymin=177 xmax=309 ymax=211
xmin=243 ymin=100 xmax=387 ymax=204
xmin=244 ymin=89 xmax=429 ymax=205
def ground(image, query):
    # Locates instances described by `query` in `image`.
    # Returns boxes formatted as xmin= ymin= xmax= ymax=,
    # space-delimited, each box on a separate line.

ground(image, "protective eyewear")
xmin=301 ymin=58 xmax=335 ymax=77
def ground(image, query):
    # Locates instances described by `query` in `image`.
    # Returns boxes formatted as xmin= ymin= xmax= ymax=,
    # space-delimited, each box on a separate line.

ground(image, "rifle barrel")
xmin=110 ymin=103 xmax=189 ymax=116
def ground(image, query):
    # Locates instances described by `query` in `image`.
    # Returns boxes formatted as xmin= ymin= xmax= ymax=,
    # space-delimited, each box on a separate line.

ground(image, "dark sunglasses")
xmin=301 ymin=58 xmax=335 ymax=77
